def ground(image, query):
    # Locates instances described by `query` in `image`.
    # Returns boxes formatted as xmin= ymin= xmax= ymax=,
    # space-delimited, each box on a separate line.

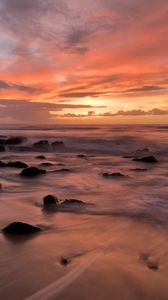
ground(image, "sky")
xmin=0 ymin=0 xmax=168 ymax=124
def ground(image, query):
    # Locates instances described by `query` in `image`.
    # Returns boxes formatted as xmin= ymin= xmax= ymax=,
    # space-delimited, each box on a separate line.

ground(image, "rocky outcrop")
xmin=102 ymin=172 xmax=127 ymax=178
xmin=8 ymin=161 xmax=28 ymax=168
xmin=43 ymin=195 xmax=59 ymax=210
xmin=0 ymin=145 xmax=5 ymax=152
xmin=133 ymin=156 xmax=158 ymax=163
xmin=33 ymin=140 xmax=49 ymax=148
xmin=36 ymin=155 xmax=46 ymax=160
xmin=4 ymin=137 xmax=26 ymax=145
xmin=51 ymin=141 xmax=64 ymax=147
xmin=2 ymin=222 xmax=41 ymax=235
xmin=20 ymin=167 xmax=46 ymax=177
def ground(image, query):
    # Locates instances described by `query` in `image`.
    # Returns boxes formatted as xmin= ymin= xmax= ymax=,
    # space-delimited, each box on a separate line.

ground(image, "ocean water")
xmin=0 ymin=125 xmax=168 ymax=300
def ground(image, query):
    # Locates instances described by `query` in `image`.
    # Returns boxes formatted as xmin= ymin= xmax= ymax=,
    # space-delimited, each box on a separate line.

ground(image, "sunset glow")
xmin=0 ymin=0 xmax=168 ymax=124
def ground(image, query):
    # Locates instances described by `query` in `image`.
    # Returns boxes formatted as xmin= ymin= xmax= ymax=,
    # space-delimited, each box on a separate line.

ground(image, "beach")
xmin=0 ymin=124 xmax=168 ymax=300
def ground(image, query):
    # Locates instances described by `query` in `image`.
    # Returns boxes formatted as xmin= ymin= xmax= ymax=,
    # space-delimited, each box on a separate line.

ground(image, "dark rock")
xmin=2 ymin=222 xmax=41 ymax=235
xmin=103 ymin=172 xmax=127 ymax=178
xmin=54 ymin=168 xmax=70 ymax=173
xmin=0 ymin=145 xmax=5 ymax=152
xmin=147 ymin=261 xmax=159 ymax=270
xmin=0 ymin=139 xmax=5 ymax=145
xmin=77 ymin=154 xmax=87 ymax=158
xmin=4 ymin=137 xmax=25 ymax=145
xmin=133 ymin=156 xmax=158 ymax=163
xmin=8 ymin=161 xmax=28 ymax=169
xmin=61 ymin=199 xmax=86 ymax=206
xmin=43 ymin=195 xmax=59 ymax=206
xmin=60 ymin=257 xmax=71 ymax=266
xmin=0 ymin=161 xmax=7 ymax=167
xmin=36 ymin=155 xmax=46 ymax=160
xmin=40 ymin=162 xmax=53 ymax=167
xmin=33 ymin=140 xmax=49 ymax=147
xmin=20 ymin=167 xmax=46 ymax=177
xmin=130 ymin=168 xmax=148 ymax=172
xmin=51 ymin=141 xmax=64 ymax=147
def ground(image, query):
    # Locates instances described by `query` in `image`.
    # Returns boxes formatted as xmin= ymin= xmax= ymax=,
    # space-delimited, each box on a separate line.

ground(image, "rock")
xmin=4 ymin=137 xmax=25 ymax=145
xmin=54 ymin=168 xmax=70 ymax=173
xmin=0 ymin=145 xmax=5 ymax=152
xmin=130 ymin=168 xmax=148 ymax=172
xmin=0 ymin=139 xmax=5 ymax=145
xmin=77 ymin=154 xmax=87 ymax=158
xmin=133 ymin=156 xmax=158 ymax=163
xmin=40 ymin=162 xmax=53 ymax=167
xmin=20 ymin=167 xmax=46 ymax=177
xmin=51 ymin=141 xmax=64 ymax=147
xmin=60 ymin=257 xmax=71 ymax=266
xmin=0 ymin=161 xmax=7 ymax=167
xmin=102 ymin=172 xmax=127 ymax=178
xmin=36 ymin=155 xmax=46 ymax=160
xmin=147 ymin=261 xmax=159 ymax=270
xmin=33 ymin=140 xmax=49 ymax=147
xmin=61 ymin=199 xmax=86 ymax=206
xmin=43 ymin=195 xmax=59 ymax=206
xmin=2 ymin=222 xmax=41 ymax=235
xmin=8 ymin=161 xmax=28 ymax=169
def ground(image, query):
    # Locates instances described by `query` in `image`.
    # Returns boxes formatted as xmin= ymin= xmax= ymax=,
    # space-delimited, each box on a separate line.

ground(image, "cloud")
xmin=0 ymin=99 xmax=96 ymax=123
xmin=118 ymin=85 xmax=166 ymax=93
xmin=59 ymin=91 xmax=108 ymax=98
xmin=60 ymin=108 xmax=168 ymax=118
xmin=0 ymin=80 xmax=41 ymax=93
xmin=100 ymin=108 xmax=168 ymax=116
xmin=0 ymin=0 xmax=168 ymax=123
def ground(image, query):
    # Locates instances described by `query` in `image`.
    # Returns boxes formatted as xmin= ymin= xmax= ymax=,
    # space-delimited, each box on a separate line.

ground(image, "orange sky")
xmin=0 ymin=0 xmax=168 ymax=124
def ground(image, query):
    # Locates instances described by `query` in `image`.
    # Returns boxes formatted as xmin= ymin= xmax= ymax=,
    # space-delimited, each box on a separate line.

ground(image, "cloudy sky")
xmin=0 ymin=0 xmax=168 ymax=124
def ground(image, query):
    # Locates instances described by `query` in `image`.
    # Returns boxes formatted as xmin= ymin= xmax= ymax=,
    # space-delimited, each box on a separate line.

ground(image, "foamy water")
xmin=0 ymin=125 xmax=168 ymax=300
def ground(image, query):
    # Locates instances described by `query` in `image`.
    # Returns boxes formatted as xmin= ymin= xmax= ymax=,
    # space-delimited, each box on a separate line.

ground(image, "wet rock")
xmin=2 ymin=222 xmax=41 ymax=235
xmin=0 ymin=161 xmax=7 ymax=167
xmin=43 ymin=195 xmax=59 ymax=206
xmin=0 ymin=145 xmax=5 ymax=152
xmin=133 ymin=156 xmax=158 ymax=163
xmin=8 ymin=161 xmax=28 ymax=169
xmin=4 ymin=137 xmax=25 ymax=145
xmin=36 ymin=155 xmax=46 ymax=160
xmin=130 ymin=168 xmax=148 ymax=172
xmin=61 ymin=199 xmax=86 ymax=206
xmin=40 ymin=162 xmax=53 ymax=167
xmin=33 ymin=140 xmax=49 ymax=147
xmin=20 ymin=167 xmax=46 ymax=177
xmin=54 ymin=168 xmax=70 ymax=173
xmin=51 ymin=141 xmax=64 ymax=147
xmin=102 ymin=172 xmax=127 ymax=178
xmin=147 ymin=261 xmax=159 ymax=270
xmin=0 ymin=139 xmax=5 ymax=145
xmin=77 ymin=154 xmax=87 ymax=158
xmin=60 ymin=257 xmax=71 ymax=266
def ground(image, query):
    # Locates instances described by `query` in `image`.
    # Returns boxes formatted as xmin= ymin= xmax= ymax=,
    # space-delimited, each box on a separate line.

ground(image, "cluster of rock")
xmin=33 ymin=140 xmax=64 ymax=148
xmin=2 ymin=222 xmax=42 ymax=235
xmin=0 ymin=136 xmax=26 ymax=152
xmin=0 ymin=161 xmax=28 ymax=169
xmin=43 ymin=194 xmax=86 ymax=211
xmin=102 ymin=172 xmax=127 ymax=178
